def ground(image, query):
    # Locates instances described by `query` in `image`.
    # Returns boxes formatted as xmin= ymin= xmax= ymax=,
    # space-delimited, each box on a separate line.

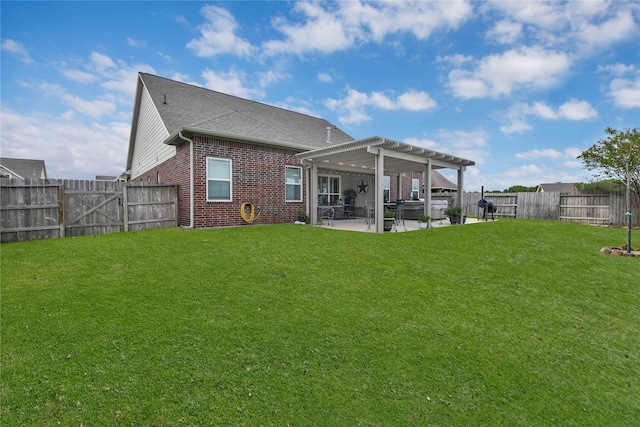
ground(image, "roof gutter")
xmin=178 ymin=131 xmax=194 ymax=229
xmin=165 ymin=127 xmax=313 ymax=152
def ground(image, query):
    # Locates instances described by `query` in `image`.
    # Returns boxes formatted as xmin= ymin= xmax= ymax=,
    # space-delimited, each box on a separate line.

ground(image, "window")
xmin=286 ymin=166 xmax=302 ymax=202
xmin=412 ymin=178 xmax=420 ymax=200
xmin=318 ymin=175 xmax=340 ymax=206
xmin=383 ymin=175 xmax=390 ymax=202
xmin=207 ymin=157 xmax=232 ymax=201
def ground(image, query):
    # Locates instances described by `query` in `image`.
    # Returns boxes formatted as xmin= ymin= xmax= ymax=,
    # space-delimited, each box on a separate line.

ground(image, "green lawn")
xmin=1 ymin=220 xmax=638 ymax=425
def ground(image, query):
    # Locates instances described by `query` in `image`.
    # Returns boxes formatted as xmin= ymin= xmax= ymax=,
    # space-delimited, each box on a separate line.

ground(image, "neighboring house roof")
xmin=0 ymin=157 xmax=47 ymax=179
xmin=537 ymin=182 xmax=577 ymax=192
xmin=431 ymin=170 xmax=457 ymax=191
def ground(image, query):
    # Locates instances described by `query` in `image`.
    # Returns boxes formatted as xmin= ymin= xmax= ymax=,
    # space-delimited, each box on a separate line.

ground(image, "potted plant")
xmin=296 ymin=209 xmax=307 ymax=223
xmin=418 ymin=214 xmax=431 ymax=229
xmin=383 ymin=210 xmax=395 ymax=232
xmin=343 ymin=188 xmax=357 ymax=203
xmin=342 ymin=188 xmax=358 ymax=217
xmin=444 ymin=206 xmax=462 ymax=224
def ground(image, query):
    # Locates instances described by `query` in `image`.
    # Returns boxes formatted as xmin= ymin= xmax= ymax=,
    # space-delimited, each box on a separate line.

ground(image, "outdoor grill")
xmin=478 ymin=198 xmax=496 ymax=221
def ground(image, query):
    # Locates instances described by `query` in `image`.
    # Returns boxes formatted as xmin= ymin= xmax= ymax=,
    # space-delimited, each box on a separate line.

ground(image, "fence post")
xmin=122 ymin=185 xmax=129 ymax=232
xmin=173 ymin=185 xmax=179 ymax=227
xmin=58 ymin=184 xmax=65 ymax=238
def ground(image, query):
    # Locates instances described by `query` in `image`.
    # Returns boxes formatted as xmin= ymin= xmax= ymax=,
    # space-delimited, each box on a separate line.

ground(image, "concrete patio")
xmin=310 ymin=216 xmax=484 ymax=233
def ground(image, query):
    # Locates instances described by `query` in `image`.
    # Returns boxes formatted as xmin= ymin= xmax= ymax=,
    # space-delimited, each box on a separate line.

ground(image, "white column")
xmin=376 ymin=151 xmax=385 ymax=233
xmin=310 ymin=164 xmax=318 ymax=225
xmin=424 ymin=161 xmax=431 ymax=218
xmin=457 ymin=167 xmax=465 ymax=223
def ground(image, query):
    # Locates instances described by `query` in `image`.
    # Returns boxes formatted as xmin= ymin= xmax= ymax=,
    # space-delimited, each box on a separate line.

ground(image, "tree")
xmin=578 ymin=127 xmax=640 ymax=203
xmin=503 ymin=185 xmax=537 ymax=193
xmin=577 ymin=179 xmax=626 ymax=193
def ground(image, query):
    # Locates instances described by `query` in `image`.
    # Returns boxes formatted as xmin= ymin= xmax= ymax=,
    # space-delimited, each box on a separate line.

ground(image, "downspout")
xmin=178 ymin=131 xmax=195 ymax=228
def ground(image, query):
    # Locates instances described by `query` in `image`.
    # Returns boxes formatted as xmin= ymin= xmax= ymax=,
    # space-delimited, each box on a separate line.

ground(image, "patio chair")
xmin=365 ymin=200 xmax=375 ymax=227
xmin=318 ymin=206 xmax=334 ymax=227
xmin=394 ymin=200 xmax=406 ymax=232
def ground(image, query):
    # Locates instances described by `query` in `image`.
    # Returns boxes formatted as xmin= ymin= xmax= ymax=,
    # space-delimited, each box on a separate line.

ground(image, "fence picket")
xmin=1 ymin=178 xmax=179 ymax=243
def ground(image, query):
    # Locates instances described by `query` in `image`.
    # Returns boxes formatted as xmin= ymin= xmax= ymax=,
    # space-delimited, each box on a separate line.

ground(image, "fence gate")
xmin=64 ymin=181 xmax=124 ymax=237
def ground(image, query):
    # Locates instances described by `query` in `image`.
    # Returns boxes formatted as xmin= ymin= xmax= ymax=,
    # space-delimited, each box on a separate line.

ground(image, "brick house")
xmin=124 ymin=73 xmax=474 ymax=232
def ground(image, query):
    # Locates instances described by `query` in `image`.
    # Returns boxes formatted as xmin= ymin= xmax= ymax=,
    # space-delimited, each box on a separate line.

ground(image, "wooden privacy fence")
xmin=1 ymin=179 xmax=179 ymax=243
xmin=460 ymin=191 xmax=639 ymax=227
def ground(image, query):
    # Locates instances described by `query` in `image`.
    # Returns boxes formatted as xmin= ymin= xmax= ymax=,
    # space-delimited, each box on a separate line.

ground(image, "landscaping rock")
xmin=601 ymin=246 xmax=639 ymax=258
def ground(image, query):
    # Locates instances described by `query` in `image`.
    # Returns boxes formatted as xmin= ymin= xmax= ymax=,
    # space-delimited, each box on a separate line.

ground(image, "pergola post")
xmin=457 ymin=167 xmax=465 ymax=223
xmin=375 ymin=150 xmax=385 ymax=233
xmin=310 ymin=163 xmax=318 ymax=225
xmin=424 ymin=161 xmax=431 ymax=219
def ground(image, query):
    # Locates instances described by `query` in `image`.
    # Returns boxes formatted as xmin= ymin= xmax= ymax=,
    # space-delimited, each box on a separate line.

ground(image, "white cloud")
xmin=257 ymin=70 xmax=290 ymax=88
xmin=264 ymin=2 xmax=355 ymax=56
xmin=62 ymin=94 xmax=117 ymax=119
xmin=186 ymin=5 xmax=254 ymax=57
xmin=500 ymin=99 xmax=597 ymax=135
xmin=485 ymin=20 xmax=522 ymax=44
xmin=1 ymin=108 xmax=129 ymax=179
xmin=576 ymin=9 xmax=637 ymax=48
xmin=448 ymin=46 xmax=572 ymax=99
xmin=435 ymin=54 xmax=473 ymax=67
xmin=340 ymin=0 xmax=473 ymax=42
xmin=318 ymin=72 xmax=333 ymax=83
xmin=515 ymin=149 xmax=562 ymax=160
xmin=482 ymin=1 xmax=638 ymax=52
xmin=597 ymin=63 xmax=635 ymax=76
xmin=608 ymin=77 xmax=640 ymax=109
xmin=263 ymin=0 xmax=473 ymax=56
xmin=90 ymin=51 xmax=116 ymax=73
xmin=406 ymin=129 xmax=489 ymax=165
xmin=101 ymin=63 xmax=156 ymax=95
xmin=324 ymin=87 xmax=437 ymax=125
xmin=158 ymin=52 xmax=173 ymax=62
xmin=397 ymin=90 xmax=437 ymax=111
xmin=500 ymin=119 xmax=533 ymax=135
xmin=557 ymin=100 xmax=598 ymax=120
xmin=1 ymin=39 xmax=33 ymax=63
xmin=60 ymin=68 xmax=98 ymax=83
xmin=515 ymin=147 xmax=585 ymax=171
xmin=201 ymin=69 xmax=264 ymax=99
xmin=127 ymin=37 xmax=146 ymax=47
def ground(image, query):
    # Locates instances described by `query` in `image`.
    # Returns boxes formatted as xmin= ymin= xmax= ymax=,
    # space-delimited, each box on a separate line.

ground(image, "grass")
xmin=1 ymin=220 xmax=639 ymax=425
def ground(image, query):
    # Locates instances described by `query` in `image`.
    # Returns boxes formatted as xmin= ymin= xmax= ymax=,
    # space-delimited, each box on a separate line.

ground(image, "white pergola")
xmin=296 ymin=136 xmax=476 ymax=233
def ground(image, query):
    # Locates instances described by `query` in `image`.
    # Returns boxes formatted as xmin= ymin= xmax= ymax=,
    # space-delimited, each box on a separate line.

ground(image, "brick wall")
xmin=134 ymin=135 xmax=306 ymax=228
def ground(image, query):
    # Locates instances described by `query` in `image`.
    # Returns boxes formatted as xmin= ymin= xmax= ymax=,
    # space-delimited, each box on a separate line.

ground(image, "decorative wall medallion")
xmin=357 ymin=179 xmax=369 ymax=194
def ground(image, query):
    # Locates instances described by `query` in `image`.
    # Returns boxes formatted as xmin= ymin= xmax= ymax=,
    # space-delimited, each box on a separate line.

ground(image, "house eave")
xmin=164 ymin=126 xmax=316 ymax=152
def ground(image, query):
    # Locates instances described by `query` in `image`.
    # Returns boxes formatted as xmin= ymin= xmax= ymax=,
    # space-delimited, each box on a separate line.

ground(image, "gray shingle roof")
xmin=537 ymin=182 xmax=577 ymax=192
xmin=139 ymin=73 xmax=354 ymax=149
xmin=0 ymin=157 xmax=47 ymax=179
xmin=431 ymin=170 xmax=456 ymax=190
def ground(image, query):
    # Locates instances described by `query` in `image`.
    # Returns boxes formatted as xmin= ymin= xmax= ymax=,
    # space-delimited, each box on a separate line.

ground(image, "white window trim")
xmin=206 ymin=157 xmax=232 ymax=202
xmin=412 ymin=178 xmax=420 ymax=199
xmin=318 ymin=174 xmax=341 ymax=206
xmin=383 ymin=175 xmax=390 ymax=202
xmin=285 ymin=166 xmax=303 ymax=202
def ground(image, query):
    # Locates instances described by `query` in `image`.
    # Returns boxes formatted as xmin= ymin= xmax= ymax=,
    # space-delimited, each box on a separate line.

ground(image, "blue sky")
xmin=1 ymin=1 xmax=638 ymax=191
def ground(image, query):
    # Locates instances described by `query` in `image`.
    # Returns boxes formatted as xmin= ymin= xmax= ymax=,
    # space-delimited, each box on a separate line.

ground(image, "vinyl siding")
xmin=130 ymin=85 xmax=174 ymax=179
